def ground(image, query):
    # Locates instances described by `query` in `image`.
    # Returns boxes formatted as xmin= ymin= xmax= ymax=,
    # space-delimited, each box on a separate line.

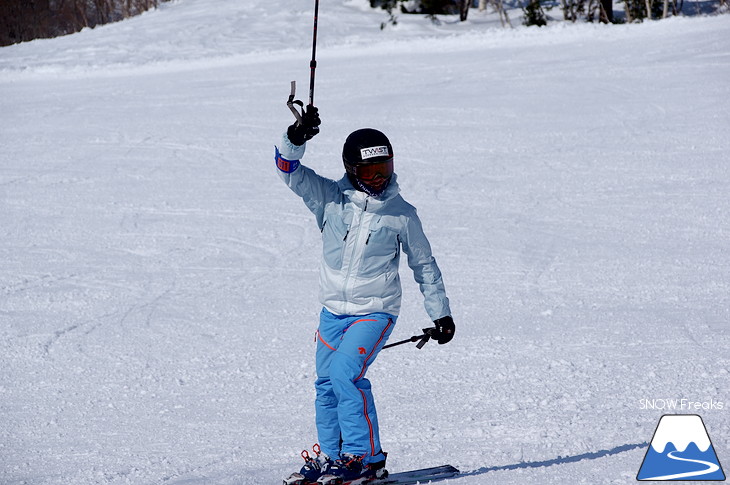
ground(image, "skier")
xmin=277 ymin=106 xmax=455 ymax=485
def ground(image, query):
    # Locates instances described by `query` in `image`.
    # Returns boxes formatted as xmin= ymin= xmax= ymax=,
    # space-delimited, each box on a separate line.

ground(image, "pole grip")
xmin=416 ymin=328 xmax=435 ymax=349
xmin=383 ymin=327 xmax=437 ymax=350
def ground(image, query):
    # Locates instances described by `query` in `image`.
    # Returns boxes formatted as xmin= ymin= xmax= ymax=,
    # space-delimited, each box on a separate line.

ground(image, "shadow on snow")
xmin=462 ymin=442 xmax=649 ymax=477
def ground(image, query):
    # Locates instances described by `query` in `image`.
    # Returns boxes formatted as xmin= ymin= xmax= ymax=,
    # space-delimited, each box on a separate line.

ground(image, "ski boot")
xmin=284 ymin=444 xmax=333 ymax=485
xmin=316 ymin=453 xmax=388 ymax=485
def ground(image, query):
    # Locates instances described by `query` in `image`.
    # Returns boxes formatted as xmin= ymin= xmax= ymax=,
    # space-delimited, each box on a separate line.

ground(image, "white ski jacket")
xmin=276 ymin=133 xmax=451 ymax=320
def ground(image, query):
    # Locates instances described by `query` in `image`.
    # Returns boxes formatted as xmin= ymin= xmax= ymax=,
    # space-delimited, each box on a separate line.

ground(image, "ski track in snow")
xmin=2 ymin=0 xmax=730 ymax=484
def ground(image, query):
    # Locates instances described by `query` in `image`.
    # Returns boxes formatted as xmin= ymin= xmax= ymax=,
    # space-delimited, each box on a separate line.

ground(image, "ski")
xmin=286 ymin=464 xmax=459 ymax=485
xmin=378 ymin=465 xmax=459 ymax=485
xmin=309 ymin=465 xmax=459 ymax=485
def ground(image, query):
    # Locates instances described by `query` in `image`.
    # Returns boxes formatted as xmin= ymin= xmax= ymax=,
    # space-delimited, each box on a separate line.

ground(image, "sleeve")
xmin=275 ymin=132 xmax=339 ymax=230
xmin=400 ymin=210 xmax=452 ymax=321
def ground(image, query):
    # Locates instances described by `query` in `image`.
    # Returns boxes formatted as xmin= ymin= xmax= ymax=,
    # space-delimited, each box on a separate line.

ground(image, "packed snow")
xmin=1 ymin=0 xmax=729 ymax=484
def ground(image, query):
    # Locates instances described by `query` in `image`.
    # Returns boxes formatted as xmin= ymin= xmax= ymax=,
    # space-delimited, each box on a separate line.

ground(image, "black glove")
xmin=287 ymin=105 xmax=321 ymax=146
xmin=432 ymin=316 xmax=455 ymax=344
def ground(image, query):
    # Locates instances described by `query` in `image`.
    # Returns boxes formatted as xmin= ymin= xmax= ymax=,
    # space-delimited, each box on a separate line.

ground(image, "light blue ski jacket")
xmin=276 ymin=133 xmax=450 ymax=321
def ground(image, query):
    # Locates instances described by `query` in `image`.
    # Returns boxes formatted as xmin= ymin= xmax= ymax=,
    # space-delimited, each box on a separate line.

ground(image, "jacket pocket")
xmin=360 ymin=225 xmax=400 ymax=277
xmin=321 ymin=210 xmax=351 ymax=269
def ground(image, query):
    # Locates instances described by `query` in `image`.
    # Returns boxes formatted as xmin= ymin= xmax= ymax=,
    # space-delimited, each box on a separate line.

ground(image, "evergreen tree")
xmin=523 ymin=0 xmax=549 ymax=25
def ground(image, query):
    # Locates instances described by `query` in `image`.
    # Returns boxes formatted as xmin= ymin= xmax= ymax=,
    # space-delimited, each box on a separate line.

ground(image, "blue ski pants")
xmin=315 ymin=308 xmax=396 ymax=465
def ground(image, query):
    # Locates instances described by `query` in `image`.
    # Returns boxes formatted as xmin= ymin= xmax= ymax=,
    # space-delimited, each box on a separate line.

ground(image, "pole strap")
xmin=287 ymin=81 xmax=304 ymax=124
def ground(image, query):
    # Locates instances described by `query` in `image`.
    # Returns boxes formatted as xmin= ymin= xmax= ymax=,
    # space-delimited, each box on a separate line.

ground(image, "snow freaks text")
xmin=639 ymin=399 xmax=725 ymax=411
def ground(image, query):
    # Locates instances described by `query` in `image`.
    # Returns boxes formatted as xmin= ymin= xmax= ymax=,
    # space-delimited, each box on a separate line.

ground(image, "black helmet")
xmin=342 ymin=128 xmax=394 ymax=197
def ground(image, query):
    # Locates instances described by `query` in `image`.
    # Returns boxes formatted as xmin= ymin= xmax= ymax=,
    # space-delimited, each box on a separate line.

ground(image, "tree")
xmin=561 ymin=0 xmax=612 ymax=22
xmin=459 ymin=0 xmax=470 ymax=20
xmin=480 ymin=0 xmax=513 ymax=26
xmin=0 ymin=0 xmax=167 ymax=47
xmin=601 ymin=0 xmax=614 ymax=21
xmin=523 ymin=0 xmax=549 ymax=25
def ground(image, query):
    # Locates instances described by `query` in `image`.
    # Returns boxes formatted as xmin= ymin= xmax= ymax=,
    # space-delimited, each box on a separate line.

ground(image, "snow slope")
xmin=1 ymin=1 xmax=729 ymax=484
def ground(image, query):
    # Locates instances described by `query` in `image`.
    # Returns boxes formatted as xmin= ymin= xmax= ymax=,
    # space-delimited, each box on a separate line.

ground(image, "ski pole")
xmin=286 ymin=0 xmax=320 ymax=126
xmin=308 ymin=0 xmax=319 ymax=108
xmin=383 ymin=327 xmax=436 ymax=350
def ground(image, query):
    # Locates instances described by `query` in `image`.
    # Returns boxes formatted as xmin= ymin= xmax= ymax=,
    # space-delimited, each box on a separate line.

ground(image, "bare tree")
xmin=475 ymin=0 xmax=512 ymax=25
xmin=1 ymin=0 xmax=167 ymax=47
xmin=459 ymin=0 xmax=470 ymax=20
xmin=601 ymin=0 xmax=613 ymax=21
xmin=490 ymin=0 xmax=513 ymax=26
xmin=562 ymin=0 xmax=612 ymax=22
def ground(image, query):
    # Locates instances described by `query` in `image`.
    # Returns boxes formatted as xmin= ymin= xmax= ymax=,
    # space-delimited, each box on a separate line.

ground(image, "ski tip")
xmin=383 ymin=464 xmax=460 ymax=484
xmin=437 ymin=464 xmax=460 ymax=477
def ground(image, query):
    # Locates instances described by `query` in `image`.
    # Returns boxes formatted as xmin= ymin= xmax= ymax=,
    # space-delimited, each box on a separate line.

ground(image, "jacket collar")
xmin=338 ymin=173 xmax=400 ymax=211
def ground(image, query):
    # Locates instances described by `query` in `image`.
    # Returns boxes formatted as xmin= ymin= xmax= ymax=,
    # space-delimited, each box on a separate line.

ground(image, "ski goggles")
xmin=355 ymin=159 xmax=394 ymax=183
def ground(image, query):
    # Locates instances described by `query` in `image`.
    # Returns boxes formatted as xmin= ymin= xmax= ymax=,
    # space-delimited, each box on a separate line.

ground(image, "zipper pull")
xmin=366 ymin=233 xmax=371 ymax=245
xmin=343 ymin=229 xmax=349 ymax=241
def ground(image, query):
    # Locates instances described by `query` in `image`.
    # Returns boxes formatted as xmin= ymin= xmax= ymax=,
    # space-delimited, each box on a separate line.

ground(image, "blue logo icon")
xmin=637 ymin=414 xmax=726 ymax=481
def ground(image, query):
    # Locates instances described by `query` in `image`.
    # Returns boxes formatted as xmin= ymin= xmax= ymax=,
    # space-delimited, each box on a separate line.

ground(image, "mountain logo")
xmin=637 ymin=414 xmax=726 ymax=481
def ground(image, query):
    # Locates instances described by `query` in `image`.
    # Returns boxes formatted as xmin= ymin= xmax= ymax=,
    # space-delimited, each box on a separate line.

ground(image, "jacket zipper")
xmin=341 ymin=196 xmax=370 ymax=313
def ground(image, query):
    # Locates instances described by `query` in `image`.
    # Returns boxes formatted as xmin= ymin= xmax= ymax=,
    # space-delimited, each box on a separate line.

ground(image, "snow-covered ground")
xmin=1 ymin=1 xmax=729 ymax=484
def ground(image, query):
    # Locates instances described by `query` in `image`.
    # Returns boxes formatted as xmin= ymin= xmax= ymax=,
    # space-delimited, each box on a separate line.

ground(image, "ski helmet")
xmin=342 ymin=128 xmax=394 ymax=197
